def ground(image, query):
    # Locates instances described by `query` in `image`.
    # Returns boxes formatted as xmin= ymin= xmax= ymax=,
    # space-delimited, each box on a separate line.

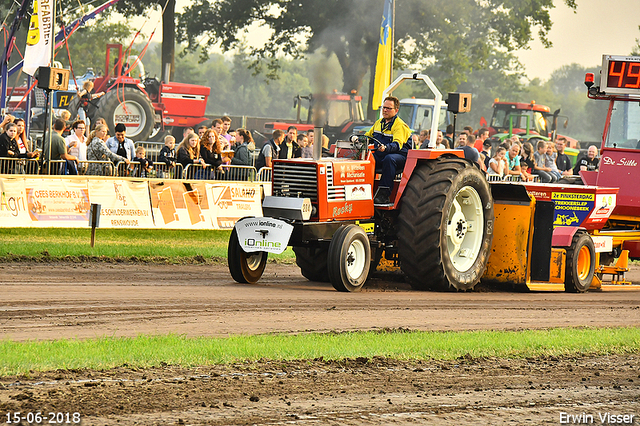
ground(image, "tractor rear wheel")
xmin=397 ymin=158 xmax=494 ymax=291
xmin=98 ymin=87 xmax=156 ymax=141
xmin=228 ymin=228 xmax=268 ymax=284
xmin=293 ymin=245 xmax=330 ymax=282
xmin=564 ymin=231 xmax=595 ymax=293
xmin=327 ymin=225 xmax=371 ymax=292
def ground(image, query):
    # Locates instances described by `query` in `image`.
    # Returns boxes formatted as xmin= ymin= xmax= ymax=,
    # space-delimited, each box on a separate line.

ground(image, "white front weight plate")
xmin=235 ymin=217 xmax=294 ymax=255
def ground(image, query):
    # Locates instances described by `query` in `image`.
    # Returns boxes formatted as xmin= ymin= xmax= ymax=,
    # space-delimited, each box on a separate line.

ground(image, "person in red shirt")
xmin=474 ymin=127 xmax=489 ymax=152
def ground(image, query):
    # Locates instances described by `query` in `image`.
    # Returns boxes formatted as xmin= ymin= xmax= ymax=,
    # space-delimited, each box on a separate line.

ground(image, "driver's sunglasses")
xmin=382 ymin=106 xmax=394 ymax=110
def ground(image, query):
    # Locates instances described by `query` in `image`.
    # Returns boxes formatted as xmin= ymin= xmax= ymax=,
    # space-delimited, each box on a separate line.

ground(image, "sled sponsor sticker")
xmin=235 ymin=217 xmax=293 ymax=254
xmin=550 ymin=192 xmax=594 ymax=227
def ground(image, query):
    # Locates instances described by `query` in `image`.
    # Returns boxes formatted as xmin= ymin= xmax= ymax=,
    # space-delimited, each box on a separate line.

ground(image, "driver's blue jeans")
xmin=374 ymin=151 xmax=406 ymax=189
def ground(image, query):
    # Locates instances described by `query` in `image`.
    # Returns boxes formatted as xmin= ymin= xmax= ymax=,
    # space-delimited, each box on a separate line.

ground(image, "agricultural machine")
xmin=487 ymin=100 xmax=579 ymax=149
xmin=67 ymin=43 xmax=211 ymax=141
xmin=227 ymin=66 xmax=640 ymax=293
xmin=264 ymin=91 xmax=370 ymax=144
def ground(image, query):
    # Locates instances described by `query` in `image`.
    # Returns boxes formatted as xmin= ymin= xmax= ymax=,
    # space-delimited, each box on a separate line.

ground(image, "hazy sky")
xmin=161 ymin=0 xmax=638 ymax=81
xmin=516 ymin=0 xmax=639 ymax=79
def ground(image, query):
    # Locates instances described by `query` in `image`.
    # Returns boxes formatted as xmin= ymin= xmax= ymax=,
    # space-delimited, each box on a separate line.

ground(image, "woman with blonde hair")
xmin=177 ymin=132 xmax=206 ymax=176
xmin=86 ymin=124 xmax=129 ymax=176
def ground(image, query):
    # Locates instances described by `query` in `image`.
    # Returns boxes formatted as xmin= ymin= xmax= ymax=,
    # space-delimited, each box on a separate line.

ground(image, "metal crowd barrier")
xmin=256 ymin=167 xmax=272 ymax=182
xmin=78 ymin=160 xmax=119 ymax=176
xmin=486 ymin=173 xmax=540 ymax=183
xmin=135 ymin=141 xmax=165 ymax=163
xmin=183 ymin=164 xmax=257 ymax=181
xmin=0 ymin=157 xmax=41 ymax=174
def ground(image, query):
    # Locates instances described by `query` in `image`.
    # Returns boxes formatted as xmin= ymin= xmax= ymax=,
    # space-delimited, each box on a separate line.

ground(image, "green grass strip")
xmin=0 ymin=327 xmax=638 ymax=377
xmin=0 ymin=228 xmax=295 ymax=261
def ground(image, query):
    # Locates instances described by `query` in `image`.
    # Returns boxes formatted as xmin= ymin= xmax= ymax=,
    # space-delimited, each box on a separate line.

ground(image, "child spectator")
xmin=77 ymin=80 xmax=104 ymax=136
xmin=60 ymin=110 xmax=72 ymax=136
xmin=533 ymin=140 xmax=556 ymax=182
xmin=159 ymin=135 xmax=177 ymax=167
xmin=132 ymin=146 xmax=153 ymax=177
xmin=299 ymin=133 xmax=312 ymax=158
xmin=545 ymin=142 xmax=562 ymax=181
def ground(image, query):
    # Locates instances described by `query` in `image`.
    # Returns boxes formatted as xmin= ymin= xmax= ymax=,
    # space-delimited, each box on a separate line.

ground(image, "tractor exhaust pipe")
xmin=313 ymin=127 xmax=323 ymax=160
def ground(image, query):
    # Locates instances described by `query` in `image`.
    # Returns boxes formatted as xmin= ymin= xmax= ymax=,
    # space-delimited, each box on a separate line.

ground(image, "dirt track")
xmin=1 ymin=261 xmax=639 ymax=425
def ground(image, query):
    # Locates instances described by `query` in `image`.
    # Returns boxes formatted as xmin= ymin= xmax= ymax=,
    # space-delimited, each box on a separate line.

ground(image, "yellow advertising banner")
xmin=207 ymin=182 xmax=263 ymax=229
xmin=87 ymin=180 xmax=154 ymax=228
xmin=0 ymin=178 xmax=32 ymax=227
xmin=149 ymin=180 xmax=212 ymax=229
xmin=25 ymin=178 xmax=90 ymax=227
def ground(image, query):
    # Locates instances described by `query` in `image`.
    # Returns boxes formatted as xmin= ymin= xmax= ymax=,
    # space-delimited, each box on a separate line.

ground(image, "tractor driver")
xmin=366 ymin=96 xmax=412 ymax=205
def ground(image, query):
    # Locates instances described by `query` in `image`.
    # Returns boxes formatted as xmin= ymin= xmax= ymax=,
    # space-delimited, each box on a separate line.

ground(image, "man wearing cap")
xmin=481 ymin=139 xmax=492 ymax=170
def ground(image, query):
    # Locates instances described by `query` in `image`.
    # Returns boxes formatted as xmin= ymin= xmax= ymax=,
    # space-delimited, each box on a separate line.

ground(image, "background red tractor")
xmin=71 ymin=44 xmax=210 ymax=141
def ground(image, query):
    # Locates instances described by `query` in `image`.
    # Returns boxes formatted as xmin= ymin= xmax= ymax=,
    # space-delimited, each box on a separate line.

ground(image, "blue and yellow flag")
xmin=372 ymin=0 xmax=393 ymax=110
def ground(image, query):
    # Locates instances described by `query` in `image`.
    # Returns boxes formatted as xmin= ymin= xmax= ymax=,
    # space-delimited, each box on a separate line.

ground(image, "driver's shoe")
xmin=373 ymin=186 xmax=391 ymax=205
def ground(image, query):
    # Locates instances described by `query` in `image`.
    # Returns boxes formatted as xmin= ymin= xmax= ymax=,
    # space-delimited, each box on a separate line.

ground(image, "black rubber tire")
xmin=564 ymin=231 xmax=595 ymax=293
xmin=228 ymin=227 xmax=268 ymax=284
xmin=327 ymin=225 xmax=371 ymax=292
xmin=293 ymin=245 xmax=330 ymax=282
xmin=148 ymin=124 xmax=171 ymax=142
xmin=98 ymin=87 xmax=156 ymax=141
xmin=397 ymin=157 xmax=494 ymax=291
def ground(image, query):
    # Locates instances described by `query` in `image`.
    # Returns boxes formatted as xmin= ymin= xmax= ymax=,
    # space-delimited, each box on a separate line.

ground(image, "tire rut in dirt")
xmin=397 ymin=158 xmax=493 ymax=291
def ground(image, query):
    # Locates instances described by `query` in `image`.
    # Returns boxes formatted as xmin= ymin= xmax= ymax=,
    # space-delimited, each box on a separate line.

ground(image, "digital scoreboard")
xmin=601 ymin=54 xmax=640 ymax=95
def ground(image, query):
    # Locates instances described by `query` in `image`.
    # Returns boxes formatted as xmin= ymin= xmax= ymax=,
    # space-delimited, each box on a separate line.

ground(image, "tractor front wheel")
xmin=564 ymin=231 xmax=595 ymax=293
xmin=228 ymin=228 xmax=267 ymax=284
xmin=327 ymin=225 xmax=371 ymax=292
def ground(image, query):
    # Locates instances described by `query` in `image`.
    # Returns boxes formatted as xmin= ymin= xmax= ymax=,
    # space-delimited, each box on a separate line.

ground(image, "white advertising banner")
xmin=25 ymin=178 xmax=90 ymax=227
xmin=208 ymin=182 xmax=263 ymax=229
xmin=87 ymin=180 xmax=154 ymax=228
xmin=0 ymin=178 xmax=32 ymax=227
xmin=23 ymin=0 xmax=54 ymax=76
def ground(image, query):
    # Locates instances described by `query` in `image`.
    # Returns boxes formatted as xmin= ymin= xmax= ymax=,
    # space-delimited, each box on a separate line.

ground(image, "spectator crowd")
xmin=1 ymin=107 xmax=599 ymax=185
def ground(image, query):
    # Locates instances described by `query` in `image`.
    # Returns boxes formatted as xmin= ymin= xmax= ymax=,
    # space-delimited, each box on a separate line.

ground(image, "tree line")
xmin=3 ymin=0 xmax=636 ymax=142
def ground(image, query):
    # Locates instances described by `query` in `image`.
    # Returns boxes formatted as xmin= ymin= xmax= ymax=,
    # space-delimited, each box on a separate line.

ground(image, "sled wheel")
xmin=293 ymin=245 xmax=330 ymax=282
xmin=228 ymin=228 xmax=267 ymax=284
xmin=328 ymin=225 xmax=371 ymax=292
xmin=397 ymin=157 xmax=494 ymax=291
xmin=564 ymin=231 xmax=595 ymax=293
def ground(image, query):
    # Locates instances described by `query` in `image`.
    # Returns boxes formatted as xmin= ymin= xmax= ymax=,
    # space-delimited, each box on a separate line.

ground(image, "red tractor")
xmin=73 ymin=44 xmax=210 ymax=141
xmin=226 ymin=72 xmax=632 ymax=293
xmin=264 ymin=91 xmax=370 ymax=143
